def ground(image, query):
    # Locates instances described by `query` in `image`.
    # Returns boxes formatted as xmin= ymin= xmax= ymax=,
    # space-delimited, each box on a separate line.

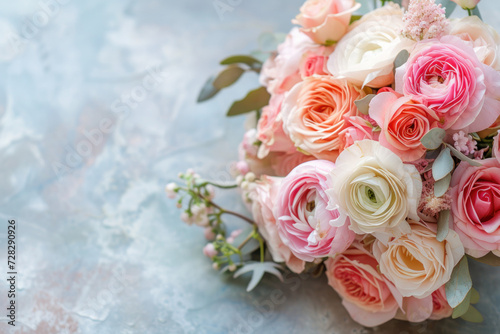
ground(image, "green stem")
xmin=467 ymin=8 xmax=472 ymax=16
xmin=238 ymin=231 xmax=254 ymax=250
xmin=210 ymin=202 xmax=256 ymax=225
xmin=198 ymin=181 xmax=238 ymax=189
xmin=253 ymin=232 xmax=265 ymax=262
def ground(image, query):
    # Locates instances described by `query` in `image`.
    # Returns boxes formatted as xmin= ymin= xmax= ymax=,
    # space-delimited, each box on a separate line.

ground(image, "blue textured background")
xmin=0 ymin=0 xmax=499 ymax=333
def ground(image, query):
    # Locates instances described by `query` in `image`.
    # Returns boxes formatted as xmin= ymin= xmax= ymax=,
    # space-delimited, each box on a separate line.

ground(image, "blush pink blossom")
xmin=250 ymin=176 xmax=305 ymax=273
xmin=452 ymin=130 xmax=477 ymax=156
xmin=338 ymin=116 xmax=378 ymax=153
xmin=430 ymin=286 xmax=453 ymax=320
xmin=369 ymin=91 xmax=440 ymax=162
xmin=450 ymin=158 xmax=500 ymax=257
xmin=402 ymin=0 xmax=448 ymax=41
xmin=395 ymin=36 xmax=500 ymax=133
xmin=300 ymin=53 xmax=329 ymax=78
xmin=274 ymin=160 xmax=355 ymax=261
xmin=325 ymin=243 xmax=400 ymax=327
xmin=293 ymin=0 xmax=361 ymax=45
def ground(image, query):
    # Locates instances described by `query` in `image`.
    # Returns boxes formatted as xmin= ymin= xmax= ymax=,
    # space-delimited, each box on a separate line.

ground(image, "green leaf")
xmin=220 ymin=55 xmax=262 ymax=68
xmin=350 ymin=15 xmax=362 ymax=24
xmin=436 ymin=0 xmax=458 ymax=17
xmin=393 ymin=49 xmax=410 ymax=72
xmin=233 ymin=262 xmax=284 ymax=292
xmin=227 ymin=87 xmax=271 ymax=117
xmin=452 ymin=289 xmax=472 ymax=319
xmin=197 ymin=76 xmax=220 ymax=102
xmin=460 ymin=305 xmax=484 ymax=323
xmin=435 ymin=173 xmax=452 ymax=197
xmin=421 ymin=128 xmax=446 ymax=150
xmin=354 ymin=94 xmax=376 ymax=115
xmin=472 ymin=252 xmax=500 ymax=266
xmin=470 ymin=287 xmax=480 ymax=304
xmin=446 ymin=144 xmax=483 ymax=167
xmin=446 ymin=256 xmax=473 ymax=308
xmin=213 ymin=65 xmax=245 ymax=89
xmin=433 ymin=148 xmax=454 ymax=181
xmin=437 ymin=209 xmax=450 ymax=242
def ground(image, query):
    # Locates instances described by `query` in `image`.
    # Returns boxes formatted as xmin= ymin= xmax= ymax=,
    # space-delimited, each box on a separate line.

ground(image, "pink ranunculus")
xmin=256 ymin=94 xmax=296 ymax=159
xmin=450 ymin=158 xmax=500 ymax=257
xmin=259 ymin=28 xmax=333 ymax=95
xmin=300 ymin=53 xmax=329 ymax=78
xmin=250 ymin=176 xmax=305 ymax=273
xmin=430 ymin=286 xmax=453 ymax=320
xmin=325 ymin=242 xmax=400 ymax=327
xmin=451 ymin=0 xmax=480 ymax=9
xmin=274 ymin=160 xmax=355 ymax=261
xmin=338 ymin=116 xmax=378 ymax=153
xmin=369 ymin=91 xmax=440 ymax=162
xmin=493 ymin=130 xmax=500 ymax=164
xmin=270 ymin=150 xmax=316 ymax=177
xmin=395 ymin=36 xmax=500 ymax=133
xmin=293 ymin=0 xmax=361 ymax=45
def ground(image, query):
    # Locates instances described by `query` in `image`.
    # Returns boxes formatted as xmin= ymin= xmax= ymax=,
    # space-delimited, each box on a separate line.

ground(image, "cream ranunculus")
xmin=449 ymin=16 xmax=500 ymax=70
xmin=373 ymin=221 xmax=465 ymax=298
xmin=327 ymin=3 xmax=415 ymax=88
xmin=326 ymin=140 xmax=422 ymax=240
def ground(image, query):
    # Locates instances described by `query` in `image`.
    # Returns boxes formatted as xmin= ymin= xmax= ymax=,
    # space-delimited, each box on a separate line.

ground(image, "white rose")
xmin=327 ymin=3 xmax=415 ymax=88
xmin=373 ymin=221 xmax=464 ymax=298
xmin=449 ymin=16 xmax=500 ymax=70
xmin=326 ymin=140 xmax=422 ymax=240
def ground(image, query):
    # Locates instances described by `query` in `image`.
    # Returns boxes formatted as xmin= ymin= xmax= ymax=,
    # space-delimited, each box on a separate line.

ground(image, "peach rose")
xmin=250 ymin=175 xmax=305 ymax=273
xmin=281 ymin=75 xmax=364 ymax=161
xmin=373 ymin=221 xmax=464 ymax=299
xmin=369 ymin=91 xmax=440 ymax=162
xmin=293 ymin=0 xmax=361 ymax=45
xmin=450 ymin=158 xmax=500 ymax=257
xmin=325 ymin=242 xmax=399 ymax=327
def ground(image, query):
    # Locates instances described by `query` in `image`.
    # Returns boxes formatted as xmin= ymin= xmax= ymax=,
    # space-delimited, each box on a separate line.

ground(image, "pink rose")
xmin=256 ymin=94 xmax=296 ymax=159
xmin=369 ymin=91 xmax=440 ymax=162
xmin=338 ymin=116 xmax=378 ymax=153
xmin=274 ymin=160 xmax=355 ymax=261
xmin=430 ymin=286 xmax=453 ymax=320
xmin=300 ymin=53 xmax=329 ymax=78
xmin=293 ymin=0 xmax=361 ymax=45
xmin=395 ymin=36 xmax=500 ymax=133
xmin=451 ymin=0 xmax=480 ymax=9
xmin=325 ymin=243 xmax=399 ymax=327
xmin=281 ymin=75 xmax=365 ymax=161
xmin=450 ymin=158 xmax=500 ymax=257
xmin=259 ymin=28 xmax=333 ymax=95
xmin=493 ymin=130 xmax=500 ymax=164
xmin=250 ymin=176 xmax=305 ymax=273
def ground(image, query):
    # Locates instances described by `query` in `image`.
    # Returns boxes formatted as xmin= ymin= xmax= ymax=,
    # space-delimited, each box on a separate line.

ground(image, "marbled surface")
xmin=0 ymin=1 xmax=499 ymax=333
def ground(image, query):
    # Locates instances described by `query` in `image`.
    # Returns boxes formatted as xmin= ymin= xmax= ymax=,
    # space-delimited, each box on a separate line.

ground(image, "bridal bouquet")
xmin=167 ymin=0 xmax=500 ymax=327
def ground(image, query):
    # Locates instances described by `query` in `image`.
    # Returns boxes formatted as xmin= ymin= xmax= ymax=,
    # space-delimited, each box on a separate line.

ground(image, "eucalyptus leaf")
xmin=460 ymin=305 xmax=484 ymax=323
xmin=437 ymin=209 xmax=450 ymax=242
xmin=472 ymin=252 xmax=500 ymax=266
xmin=227 ymin=87 xmax=271 ymax=117
xmin=452 ymin=289 xmax=472 ymax=319
xmin=434 ymin=173 xmax=452 ymax=197
xmin=470 ymin=287 xmax=480 ymax=304
xmin=354 ymin=94 xmax=376 ymax=115
xmin=436 ymin=0 xmax=458 ymax=17
xmin=213 ymin=65 xmax=245 ymax=89
xmin=197 ymin=76 xmax=220 ymax=102
xmin=446 ymin=144 xmax=482 ymax=167
xmin=421 ymin=128 xmax=446 ymax=150
xmin=433 ymin=148 xmax=454 ymax=181
xmin=220 ymin=55 xmax=262 ymax=68
xmin=446 ymin=256 xmax=473 ymax=308
xmin=233 ymin=262 xmax=284 ymax=292
xmin=393 ymin=49 xmax=410 ymax=72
